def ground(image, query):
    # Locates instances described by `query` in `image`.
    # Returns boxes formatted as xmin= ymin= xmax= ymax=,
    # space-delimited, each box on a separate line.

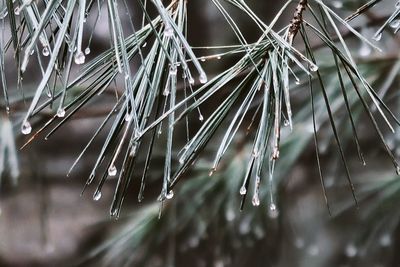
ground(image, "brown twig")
xmin=289 ymin=0 xmax=308 ymax=41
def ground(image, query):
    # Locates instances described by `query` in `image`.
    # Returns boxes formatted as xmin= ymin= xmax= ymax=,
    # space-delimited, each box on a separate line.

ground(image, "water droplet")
xmin=199 ymin=114 xmax=204 ymax=121
xmin=166 ymin=190 xmax=174 ymax=199
xmin=283 ymin=120 xmax=290 ymax=127
xmin=295 ymin=78 xmax=300 ymax=85
xmin=42 ymin=46 xmax=50 ymax=57
xmin=14 ymin=7 xmax=20 ymax=15
xmin=252 ymin=194 xmax=260 ymax=206
xmin=142 ymin=42 xmax=147 ymax=48
xmin=108 ymin=165 xmax=117 ymax=176
xmin=200 ymin=57 xmax=206 ymax=62
xmin=125 ymin=113 xmax=132 ymax=121
xmin=268 ymin=203 xmax=279 ymax=218
xmin=30 ymin=49 xmax=35 ymax=55
xmin=21 ymin=121 xmax=32 ymax=135
xmin=56 ymin=108 xmax=65 ymax=118
xmin=199 ymin=72 xmax=208 ymax=84
xmin=164 ymin=26 xmax=174 ymax=37
xmin=390 ymin=19 xmax=400 ymax=29
xmin=74 ymin=52 xmax=85 ymax=64
xmin=163 ymin=87 xmax=170 ymax=96
xmin=217 ymin=56 xmax=222 ymax=60
xmin=239 ymin=186 xmax=247 ymax=195
xmin=170 ymin=65 xmax=177 ymax=75
xmin=189 ymin=77 xmax=195 ymax=85
xmin=379 ymin=234 xmax=391 ymax=247
xmin=309 ymin=64 xmax=318 ymax=72
xmin=345 ymin=244 xmax=358 ymax=257
xmin=84 ymin=47 xmax=91 ymax=55
xmin=93 ymin=191 xmax=102 ymax=201
xmin=373 ymin=32 xmax=382 ymax=41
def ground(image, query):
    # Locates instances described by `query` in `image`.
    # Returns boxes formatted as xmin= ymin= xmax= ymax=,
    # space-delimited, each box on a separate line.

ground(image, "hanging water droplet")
xmin=252 ymin=194 xmax=260 ymax=206
xmin=164 ymin=26 xmax=174 ymax=37
xmin=239 ymin=186 xmax=247 ymax=195
xmin=268 ymin=203 xmax=279 ymax=218
xmin=345 ymin=244 xmax=358 ymax=257
xmin=283 ymin=119 xmax=290 ymax=127
xmin=373 ymin=32 xmax=382 ymax=41
xmin=390 ymin=19 xmax=400 ymax=29
xmin=110 ymin=208 xmax=118 ymax=218
xmin=142 ymin=42 xmax=147 ymax=48
xmin=42 ymin=46 xmax=50 ymax=57
xmin=199 ymin=72 xmax=208 ymax=84
xmin=199 ymin=114 xmax=204 ymax=122
xmin=295 ymin=78 xmax=300 ymax=85
xmin=200 ymin=57 xmax=206 ymax=62
xmin=74 ymin=52 xmax=85 ymax=64
xmin=309 ymin=64 xmax=318 ymax=72
xmin=21 ymin=121 xmax=32 ymax=135
xmin=56 ymin=108 xmax=65 ymax=117
xmin=93 ymin=191 xmax=102 ymax=201
xmin=166 ymin=190 xmax=174 ymax=199
xmin=217 ymin=56 xmax=222 ymax=60
xmin=163 ymin=87 xmax=170 ymax=96
xmin=169 ymin=65 xmax=177 ymax=76
xmin=84 ymin=47 xmax=91 ymax=55
xmin=125 ymin=113 xmax=132 ymax=122
xmin=108 ymin=165 xmax=117 ymax=176
xmin=14 ymin=7 xmax=20 ymax=15
xmin=189 ymin=77 xmax=195 ymax=85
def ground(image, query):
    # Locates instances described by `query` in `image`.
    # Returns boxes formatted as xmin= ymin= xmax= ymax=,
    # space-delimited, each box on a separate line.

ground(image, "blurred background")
xmin=1 ymin=0 xmax=400 ymax=266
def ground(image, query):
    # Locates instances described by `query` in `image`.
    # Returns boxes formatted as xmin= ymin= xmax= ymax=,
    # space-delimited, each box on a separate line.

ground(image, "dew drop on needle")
xmin=166 ymin=190 xmax=174 ymax=199
xmin=21 ymin=121 xmax=32 ymax=135
xmin=42 ymin=47 xmax=50 ymax=57
xmin=108 ymin=165 xmax=117 ymax=176
xmin=74 ymin=52 xmax=86 ymax=65
xmin=93 ymin=191 xmax=102 ymax=201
